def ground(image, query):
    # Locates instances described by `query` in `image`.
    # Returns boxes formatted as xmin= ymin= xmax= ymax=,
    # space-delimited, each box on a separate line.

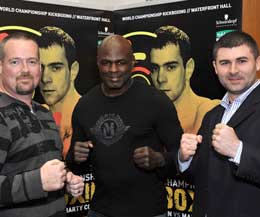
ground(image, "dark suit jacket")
xmin=184 ymin=84 xmax=260 ymax=217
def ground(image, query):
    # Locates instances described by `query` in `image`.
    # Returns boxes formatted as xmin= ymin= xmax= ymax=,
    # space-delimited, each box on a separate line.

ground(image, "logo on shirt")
xmin=90 ymin=113 xmax=130 ymax=146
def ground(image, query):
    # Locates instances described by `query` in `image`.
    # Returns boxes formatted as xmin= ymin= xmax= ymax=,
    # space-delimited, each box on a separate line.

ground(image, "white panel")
xmin=114 ymin=0 xmax=187 ymax=10
xmin=24 ymin=0 xmax=186 ymax=10
xmin=24 ymin=0 xmax=115 ymax=10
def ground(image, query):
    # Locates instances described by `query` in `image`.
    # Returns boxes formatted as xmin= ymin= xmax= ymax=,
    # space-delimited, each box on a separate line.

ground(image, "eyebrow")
xmin=100 ymin=58 xmax=126 ymax=62
xmin=150 ymin=60 xmax=179 ymax=67
xmin=218 ymin=56 xmax=249 ymax=62
xmin=236 ymin=56 xmax=249 ymax=60
xmin=43 ymin=62 xmax=64 ymax=67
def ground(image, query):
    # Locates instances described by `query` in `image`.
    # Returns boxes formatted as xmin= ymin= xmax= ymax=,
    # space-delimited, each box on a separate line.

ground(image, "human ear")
xmin=212 ymin=60 xmax=218 ymax=74
xmin=70 ymin=61 xmax=79 ymax=81
xmin=185 ymin=58 xmax=195 ymax=80
xmin=256 ymin=56 xmax=260 ymax=72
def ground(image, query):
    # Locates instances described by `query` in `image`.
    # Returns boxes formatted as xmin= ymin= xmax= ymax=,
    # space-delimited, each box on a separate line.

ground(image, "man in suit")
xmin=178 ymin=31 xmax=260 ymax=217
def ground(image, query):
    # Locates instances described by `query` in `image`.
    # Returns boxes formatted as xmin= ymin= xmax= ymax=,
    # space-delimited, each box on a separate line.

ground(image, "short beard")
xmin=16 ymin=86 xmax=34 ymax=95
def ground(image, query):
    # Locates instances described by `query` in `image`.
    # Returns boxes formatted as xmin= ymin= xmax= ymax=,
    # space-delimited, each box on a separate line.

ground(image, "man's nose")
xmin=229 ymin=62 xmax=238 ymax=74
xmin=41 ymin=68 xmax=52 ymax=83
xmin=21 ymin=60 xmax=29 ymax=72
xmin=157 ymin=68 xmax=167 ymax=83
xmin=109 ymin=62 xmax=119 ymax=72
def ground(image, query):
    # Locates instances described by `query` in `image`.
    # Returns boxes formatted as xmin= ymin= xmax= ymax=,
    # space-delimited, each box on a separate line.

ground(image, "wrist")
xmin=157 ymin=152 xmax=166 ymax=168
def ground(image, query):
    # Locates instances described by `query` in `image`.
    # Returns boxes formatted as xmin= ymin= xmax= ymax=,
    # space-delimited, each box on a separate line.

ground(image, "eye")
xmin=51 ymin=64 xmax=63 ymax=72
xmin=151 ymin=65 xmax=159 ymax=73
xmin=166 ymin=63 xmax=177 ymax=71
xmin=219 ymin=60 xmax=229 ymax=66
xmin=100 ymin=60 xmax=110 ymax=66
xmin=27 ymin=58 xmax=39 ymax=66
xmin=9 ymin=59 xmax=21 ymax=66
xmin=237 ymin=59 xmax=247 ymax=64
xmin=117 ymin=60 xmax=127 ymax=65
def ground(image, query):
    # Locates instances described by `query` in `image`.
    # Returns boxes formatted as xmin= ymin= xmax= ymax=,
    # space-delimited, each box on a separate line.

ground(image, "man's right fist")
xmin=40 ymin=159 xmax=66 ymax=192
xmin=179 ymin=133 xmax=202 ymax=162
xmin=74 ymin=141 xmax=93 ymax=163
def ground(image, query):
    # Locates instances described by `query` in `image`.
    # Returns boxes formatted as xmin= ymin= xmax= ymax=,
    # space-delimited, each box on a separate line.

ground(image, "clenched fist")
xmin=133 ymin=146 xmax=165 ymax=170
xmin=40 ymin=159 xmax=66 ymax=192
xmin=74 ymin=141 xmax=93 ymax=163
xmin=66 ymin=171 xmax=84 ymax=197
xmin=179 ymin=133 xmax=202 ymax=162
xmin=212 ymin=123 xmax=240 ymax=158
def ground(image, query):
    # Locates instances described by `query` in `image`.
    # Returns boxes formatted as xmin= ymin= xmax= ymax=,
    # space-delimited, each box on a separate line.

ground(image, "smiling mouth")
xmin=109 ymin=77 xmax=120 ymax=81
xmin=228 ymin=78 xmax=242 ymax=82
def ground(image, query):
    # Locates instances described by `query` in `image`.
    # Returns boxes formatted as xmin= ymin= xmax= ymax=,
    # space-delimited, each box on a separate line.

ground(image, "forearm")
xmin=0 ymin=168 xmax=47 ymax=206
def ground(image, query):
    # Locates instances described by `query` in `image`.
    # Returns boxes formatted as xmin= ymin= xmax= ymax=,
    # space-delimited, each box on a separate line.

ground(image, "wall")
xmin=243 ymin=0 xmax=260 ymax=76
xmin=242 ymin=0 xmax=260 ymax=46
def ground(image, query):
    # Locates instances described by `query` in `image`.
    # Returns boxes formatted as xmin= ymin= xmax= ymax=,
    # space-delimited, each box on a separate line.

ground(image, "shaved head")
xmin=98 ymin=35 xmax=134 ymax=60
xmin=97 ymin=34 xmax=135 ymax=97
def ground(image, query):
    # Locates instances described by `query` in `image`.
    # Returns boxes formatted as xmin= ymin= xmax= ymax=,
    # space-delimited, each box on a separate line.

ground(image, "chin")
xmin=17 ymin=89 xmax=34 ymax=95
xmin=46 ymin=101 xmax=57 ymax=107
xmin=108 ymin=83 xmax=123 ymax=89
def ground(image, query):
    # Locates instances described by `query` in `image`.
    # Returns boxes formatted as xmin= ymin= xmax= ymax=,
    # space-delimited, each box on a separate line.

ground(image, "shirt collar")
xmin=221 ymin=79 xmax=260 ymax=109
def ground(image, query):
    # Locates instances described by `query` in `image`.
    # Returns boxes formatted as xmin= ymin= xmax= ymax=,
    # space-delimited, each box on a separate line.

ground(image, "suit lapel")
xmin=227 ymin=84 xmax=260 ymax=128
xmin=210 ymin=106 xmax=224 ymax=128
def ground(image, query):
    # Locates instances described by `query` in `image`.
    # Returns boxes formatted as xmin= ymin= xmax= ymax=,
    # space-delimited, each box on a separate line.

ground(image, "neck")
xmin=0 ymin=80 xmax=33 ymax=108
xmin=4 ymin=90 xmax=32 ymax=108
xmin=49 ymin=87 xmax=80 ymax=112
xmin=173 ymin=84 xmax=195 ymax=107
xmin=227 ymin=94 xmax=237 ymax=104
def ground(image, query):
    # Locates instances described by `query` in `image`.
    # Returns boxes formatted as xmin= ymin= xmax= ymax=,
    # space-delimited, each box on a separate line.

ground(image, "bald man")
xmin=66 ymin=35 xmax=183 ymax=217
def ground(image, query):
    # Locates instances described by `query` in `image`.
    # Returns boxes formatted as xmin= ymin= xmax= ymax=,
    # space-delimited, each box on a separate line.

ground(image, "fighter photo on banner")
xmin=0 ymin=1 xmax=113 ymax=216
xmin=114 ymin=0 xmax=242 ymax=216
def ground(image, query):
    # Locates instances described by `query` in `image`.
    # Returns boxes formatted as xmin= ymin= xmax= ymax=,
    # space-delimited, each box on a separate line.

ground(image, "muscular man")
xmin=66 ymin=35 xmax=183 ymax=217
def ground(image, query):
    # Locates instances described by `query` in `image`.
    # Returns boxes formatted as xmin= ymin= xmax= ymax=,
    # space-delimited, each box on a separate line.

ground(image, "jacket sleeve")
xmin=234 ymin=140 xmax=260 ymax=186
xmin=66 ymin=102 xmax=90 ymax=174
xmin=0 ymin=116 xmax=47 ymax=206
xmin=226 ymin=101 xmax=260 ymax=186
xmin=154 ymin=94 xmax=183 ymax=178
